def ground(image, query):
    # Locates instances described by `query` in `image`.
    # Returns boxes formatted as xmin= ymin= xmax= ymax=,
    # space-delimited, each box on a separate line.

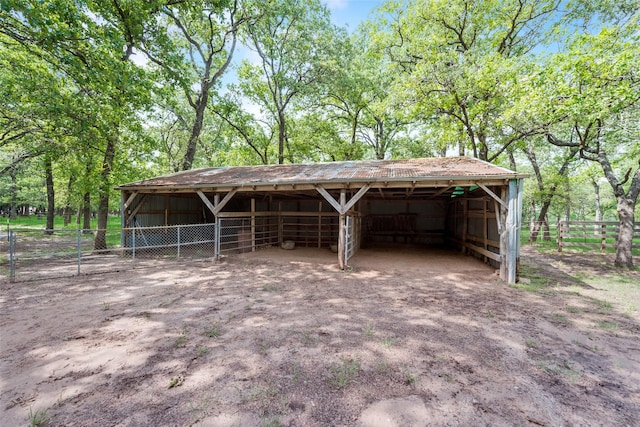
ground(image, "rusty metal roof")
xmin=118 ymin=157 xmax=526 ymax=191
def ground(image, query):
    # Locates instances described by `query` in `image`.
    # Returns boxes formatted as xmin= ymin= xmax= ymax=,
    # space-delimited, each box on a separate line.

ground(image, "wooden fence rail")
xmin=557 ymin=221 xmax=640 ymax=252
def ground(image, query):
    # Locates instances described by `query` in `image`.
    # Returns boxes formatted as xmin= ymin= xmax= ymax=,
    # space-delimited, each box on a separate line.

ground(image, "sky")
xmin=323 ymin=0 xmax=386 ymax=30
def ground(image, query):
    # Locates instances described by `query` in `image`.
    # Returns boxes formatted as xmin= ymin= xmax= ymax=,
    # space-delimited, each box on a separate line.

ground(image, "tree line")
xmin=0 ymin=0 xmax=638 ymax=267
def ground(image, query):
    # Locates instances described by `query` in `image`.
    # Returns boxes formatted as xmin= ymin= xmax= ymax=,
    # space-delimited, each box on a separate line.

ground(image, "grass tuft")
xmin=329 ymin=358 xmax=360 ymax=389
xmin=28 ymin=406 xmax=49 ymax=427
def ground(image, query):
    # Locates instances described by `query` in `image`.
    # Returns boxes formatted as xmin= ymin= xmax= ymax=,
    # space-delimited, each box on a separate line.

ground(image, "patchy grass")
xmin=328 ymin=358 xmax=360 ymax=390
xmin=597 ymin=320 xmax=619 ymax=330
xmin=548 ymin=313 xmax=570 ymax=325
xmin=537 ymin=359 xmax=581 ymax=382
xmin=28 ymin=406 xmax=49 ymax=426
xmin=380 ymin=337 xmax=395 ymax=348
xmin=400 ymin=367 xmax=416 ymax=385
xmin=513 ymin=264 xmax=555 ymax=293
xmin=363 ymin=323 xmax=375 ymax=338
xmin=525 ymin=338 xmax=539 ymax=349
xmin=205 ymin=325 xmax=219 ymax=338
xmin=175 ymin=327 xmax=188 ymax=348
xmin=580 ymin=275 xmax=640 ymax=317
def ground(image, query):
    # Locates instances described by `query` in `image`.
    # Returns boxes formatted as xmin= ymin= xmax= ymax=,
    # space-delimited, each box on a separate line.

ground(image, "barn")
xmin=117 ymin=157 xmax=527 ymax=283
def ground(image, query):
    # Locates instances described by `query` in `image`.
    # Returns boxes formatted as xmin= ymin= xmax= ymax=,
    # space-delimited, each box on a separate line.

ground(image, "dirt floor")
xmin=1 ymin=244 xmax=639 ymax=426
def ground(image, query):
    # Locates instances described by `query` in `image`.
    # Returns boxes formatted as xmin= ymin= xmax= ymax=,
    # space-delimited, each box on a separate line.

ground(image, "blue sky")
xmin=323 ymin=0 xmax=386 ymax=30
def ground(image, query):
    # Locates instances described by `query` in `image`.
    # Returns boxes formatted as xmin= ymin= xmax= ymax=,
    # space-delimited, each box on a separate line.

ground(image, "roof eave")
xmin=117 ymin=173 xmax=529 ymax=192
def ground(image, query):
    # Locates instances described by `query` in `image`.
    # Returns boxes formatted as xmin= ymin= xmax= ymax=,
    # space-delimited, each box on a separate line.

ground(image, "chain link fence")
xmin=1 ymin=223 xmax=217 ymax=283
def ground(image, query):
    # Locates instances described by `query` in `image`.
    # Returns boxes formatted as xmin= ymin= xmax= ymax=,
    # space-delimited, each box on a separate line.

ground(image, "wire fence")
xmin=1 ymin=223 xmax=218 ymax=283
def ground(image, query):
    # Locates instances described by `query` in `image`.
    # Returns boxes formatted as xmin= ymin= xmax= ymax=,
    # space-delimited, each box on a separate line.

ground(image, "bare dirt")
xmin=1 ymin=245 xmax=639 ymax=426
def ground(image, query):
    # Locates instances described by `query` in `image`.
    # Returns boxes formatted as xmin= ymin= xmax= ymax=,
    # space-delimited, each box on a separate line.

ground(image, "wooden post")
xmin=251 ymin=198 xmax=256 ymax=252
xmin=338 ymin=190 xmax=346 ymax=270
xmin=558 ymin=220 xmax=563 ymax=252
xmin=506 ymin=179 xmax=520 ymax=285
xmin=499 ymin=187 xmax=508 ymax=281
xmin=600 ymin=223 xmax=606 ymax=253
xmin=278 ymin=201 xmax=283 ymax=244
xmin=483 ymin=199 xmax=488 ymax=262
xmin=461 ymin=199 xmax=468 ymax=254
xmin=165 ymin=194 xmax=170 ymax=226
xmin=318 ymin=201 xmax=322 ymax=248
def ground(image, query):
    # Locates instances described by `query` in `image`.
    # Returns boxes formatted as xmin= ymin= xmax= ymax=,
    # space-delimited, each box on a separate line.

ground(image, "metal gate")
xmin=344 ymin=215 xmax=356 ymax=266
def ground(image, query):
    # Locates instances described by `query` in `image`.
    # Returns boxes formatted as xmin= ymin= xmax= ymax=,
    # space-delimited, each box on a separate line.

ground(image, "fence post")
xmin=177 ymin=225 xmax=181 ymax=258
xmin=557 ymin=220 xmax=563 ymax=252
xmin=132 ymin=228 xmax=136 ymax=261
xmin=215 ymin=220 xmax=220 ymax=260
xmin=9 ymin=230 xmax=15 ymax=283
xmin=600 ymin=223 xmax=607 ymax=253
xmin=77 ymin=229 xmax=82 ymax=275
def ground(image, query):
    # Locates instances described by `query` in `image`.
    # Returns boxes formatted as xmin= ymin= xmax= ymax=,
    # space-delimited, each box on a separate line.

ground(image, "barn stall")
xmin=117 ymin=157 xmax=526 ymax=283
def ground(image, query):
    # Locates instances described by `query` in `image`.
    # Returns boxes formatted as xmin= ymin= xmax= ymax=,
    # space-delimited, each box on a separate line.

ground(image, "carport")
xmin=117 ymin=157 xmax=526 ymax=283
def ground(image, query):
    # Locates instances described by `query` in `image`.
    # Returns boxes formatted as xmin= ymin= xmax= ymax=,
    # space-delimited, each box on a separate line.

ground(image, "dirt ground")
xmin=1 ymin=244 xmax=639 ymax=426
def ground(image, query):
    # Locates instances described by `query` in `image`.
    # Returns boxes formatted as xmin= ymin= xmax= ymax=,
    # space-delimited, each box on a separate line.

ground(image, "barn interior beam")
xmin=198 ymin=188 xmax=237 ymax=216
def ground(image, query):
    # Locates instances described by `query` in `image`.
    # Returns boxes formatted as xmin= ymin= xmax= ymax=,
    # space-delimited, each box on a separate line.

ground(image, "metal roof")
xmin=118 ymin=157 xmax=527 ymax=192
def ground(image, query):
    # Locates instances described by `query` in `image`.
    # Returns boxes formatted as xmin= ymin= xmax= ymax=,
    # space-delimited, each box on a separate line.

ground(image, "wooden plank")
xmin=128 ymin=195 xmax=147 ymax=220
xmin=426 ymin=186 xmax=453 ymax=200
xmin=466 ymin=234 xmax=500 ymax=248
xmin=461 ymin=199 xmax=468 ymax=254
xmin=463 ymin=242 xmax=501 ymax=262
xmin=316 ymin=186 xmax=343 ymax=213
xmin=216 ymin=211 xmax=339 ymax=218
xmin=123 ymin=191 xmax=138 ymax=210
xmin=251 ymin=198 xmax=256 ymax=252
xmin=477 ymin=183 xmax=507 ymax=209
xmin=213 ymin=189 xmax=237 ymax=215
xmin=343 ymin=184 xmax=370 ymax=213
xmin=197 ymin=191 xmax=217 ymax=215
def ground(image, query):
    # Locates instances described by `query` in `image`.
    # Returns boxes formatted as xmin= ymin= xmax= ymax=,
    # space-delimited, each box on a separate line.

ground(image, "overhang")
xmin=118 ymin=157 xmax=528 ymax=193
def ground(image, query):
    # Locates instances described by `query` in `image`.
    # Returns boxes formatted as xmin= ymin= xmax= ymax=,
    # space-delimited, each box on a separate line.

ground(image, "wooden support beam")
xmin=342 ymin=184 xmax=370 ymax=213
xmin=198 ymin=189 xmax=237 ymax=216
xmin=477 ymin=183 xmax=507 ymax=209
xmin=316 ymin=184 xmax=369 ymax=215
xmin=338 ymin=190 xmax=346 ymax=270
xmin=123 ymin=191 xmax=138 ymax=210
xmin=214 ymin=189 xmax=237 ymax=215
xmin=316 ymin=186 xmax=343 ymax=213
xmin=427 ymin=186 xmax=453 ymax=200
xmin=128 ymin=195 xmax=147 ymax=220
xmin=198 ymin=191 xmax=217 ymax=215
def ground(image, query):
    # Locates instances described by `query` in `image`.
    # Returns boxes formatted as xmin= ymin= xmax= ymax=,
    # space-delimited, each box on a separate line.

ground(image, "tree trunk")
xmin=595 ymin=149 xmax=640 ymax=268
xmin=592 ymin=178 xmax=602 ymax=235
xmin=543 ymin=216 xmax=551 ymax=241
xmin=94 ymin=136 xmax=116 ymax=251
xmin=527 ymin=147 xmax=578 ymax=241
xmin=9 ymin=168 xmax=17 ymax=219
xmin=45 ymin=157 xmax=55 ymax=235
xmin=615 ymin=197 xmax=636 ymax=268
xmin=83 ymin=192 xmax=91 ymax=232
xmin=278 ymin=109 xmax=286 ymax=165
xmin=63 ymin=175 xmax=75 ymax=227
xmin=181 ymin=87 xmax=208 ymax=171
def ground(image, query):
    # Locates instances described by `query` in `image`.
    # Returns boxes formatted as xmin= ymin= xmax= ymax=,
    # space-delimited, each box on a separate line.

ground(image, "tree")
xmin=371 ymin=0 xmax=557 ymax=161
xmin=2 ymin=0 xmax=154 ymax=249
xmin=237 ymin=0 xmax=339 ymax=164
xmin=140 ymin=0 xmax=244 ymax=171
xmin=529 ymin=14 xmax=640 ymax=267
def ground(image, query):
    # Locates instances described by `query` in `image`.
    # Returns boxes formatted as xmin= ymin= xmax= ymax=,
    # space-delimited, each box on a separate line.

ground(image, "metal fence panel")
xmin=2 ymin=223 xmax=217 ymax=283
